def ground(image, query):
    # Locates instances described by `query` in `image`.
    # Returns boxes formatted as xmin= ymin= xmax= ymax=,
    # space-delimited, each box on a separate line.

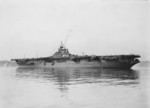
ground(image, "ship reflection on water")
xmin=16 ymin=67 xmax=139 ymax=93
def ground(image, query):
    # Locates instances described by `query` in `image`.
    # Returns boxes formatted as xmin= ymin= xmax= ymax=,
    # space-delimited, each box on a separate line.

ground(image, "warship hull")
xmin=12 ymin=42 xmax=140 ymax=69
xmin=16 ymin=61 xmax=139 ymax=69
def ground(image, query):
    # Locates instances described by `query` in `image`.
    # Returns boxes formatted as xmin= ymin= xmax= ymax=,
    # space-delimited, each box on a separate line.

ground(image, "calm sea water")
xmin=0 ymin=62 xmax=149 ymax=108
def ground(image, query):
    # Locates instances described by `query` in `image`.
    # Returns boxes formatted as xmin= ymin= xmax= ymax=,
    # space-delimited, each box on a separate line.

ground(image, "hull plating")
xmin=17 ymin=61 xmax=138 ymax=69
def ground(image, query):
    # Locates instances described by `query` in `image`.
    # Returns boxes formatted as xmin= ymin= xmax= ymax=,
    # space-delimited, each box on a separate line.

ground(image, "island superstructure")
xmin=11 ymin=42 xmax=140 ymax=69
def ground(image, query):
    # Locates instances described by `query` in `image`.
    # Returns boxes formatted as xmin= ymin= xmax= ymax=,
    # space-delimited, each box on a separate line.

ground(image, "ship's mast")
xmin=61 ymin=41 xmax=63 ymax=46
xmin=60 ymin=41 xmax=65 ymax=48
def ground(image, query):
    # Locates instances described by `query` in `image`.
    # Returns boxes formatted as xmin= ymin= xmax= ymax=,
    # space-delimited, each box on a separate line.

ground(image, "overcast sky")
xmin=0 ymin=0 xmax=149 ymax=61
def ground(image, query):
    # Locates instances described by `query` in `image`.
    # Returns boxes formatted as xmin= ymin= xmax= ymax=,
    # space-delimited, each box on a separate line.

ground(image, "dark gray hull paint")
xmin=17 ymin=61 xmax=139 ymax=69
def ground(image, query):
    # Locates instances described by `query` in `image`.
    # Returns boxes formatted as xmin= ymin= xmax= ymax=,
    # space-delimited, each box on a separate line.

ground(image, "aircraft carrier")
xmin=11 ymin=42 xmax=140 ymax=69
